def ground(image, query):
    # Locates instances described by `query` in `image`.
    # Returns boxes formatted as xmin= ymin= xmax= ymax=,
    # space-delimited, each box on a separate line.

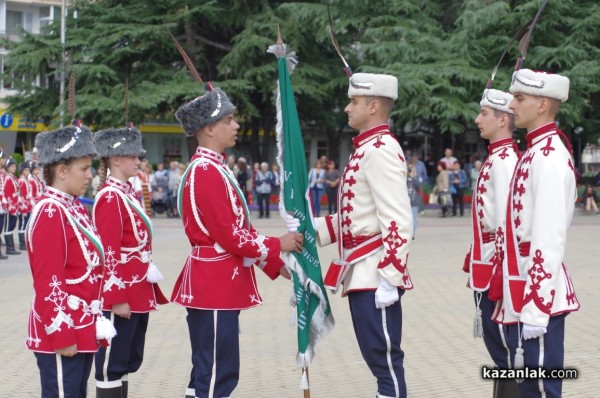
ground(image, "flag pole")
xmin=302 ymin=367 xmax=310 ymax=398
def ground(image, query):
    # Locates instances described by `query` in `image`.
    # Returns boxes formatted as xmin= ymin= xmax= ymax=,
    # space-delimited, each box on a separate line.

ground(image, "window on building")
xmin=6 ymin=11 xmax=23 ymax=35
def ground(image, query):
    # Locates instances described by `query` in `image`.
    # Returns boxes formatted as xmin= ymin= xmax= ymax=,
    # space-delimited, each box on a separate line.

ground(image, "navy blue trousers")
xmin=35 ymin=352 xmax=93 ymax=398
xmin=506 ymin=314 xmax=567 ymax=398
xmin=475 ymin=291 xmax=511 ymax=369
xmin=5 ymin=213 xmax=17 ymax=234
xmin=18 ymin=212 xmax=30 ymax=232
xmin=348 ymin=289 xmax=406 ymax=398
xmin=95 ymin=311 xmax=149 ymax=388
xmin=186 ymin=308 xmax=240 ymax=398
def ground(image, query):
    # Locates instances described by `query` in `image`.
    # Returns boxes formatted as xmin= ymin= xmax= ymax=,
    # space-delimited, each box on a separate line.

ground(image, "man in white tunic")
xmin=493 ymin=69 xmax=580 ymax=398
xmin=316 ymin=73 xmax=413 ymax=398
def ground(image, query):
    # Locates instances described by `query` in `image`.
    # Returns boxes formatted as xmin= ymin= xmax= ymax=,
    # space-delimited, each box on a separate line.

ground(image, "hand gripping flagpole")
xmin=268 ymin=25 xmax=334 ymax=398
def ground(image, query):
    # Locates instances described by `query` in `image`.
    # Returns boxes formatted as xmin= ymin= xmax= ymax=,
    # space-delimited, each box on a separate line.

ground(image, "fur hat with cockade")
xmin=35 ymin=125 xmax=97 ymax=166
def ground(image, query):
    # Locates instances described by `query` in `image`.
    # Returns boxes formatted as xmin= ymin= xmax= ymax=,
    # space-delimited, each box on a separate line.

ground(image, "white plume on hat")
xmin=348 ymin=73 xmax=398 ymax=100
xmin=480 ymin=89 xmax=513 ymax=114
xmin=509 ymin=69 xmax=570 ymax=102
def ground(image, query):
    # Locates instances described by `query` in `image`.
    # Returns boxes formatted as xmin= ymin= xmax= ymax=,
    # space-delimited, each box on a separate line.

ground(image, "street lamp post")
xmin=574 ymin=126 xmax=584 ymax=174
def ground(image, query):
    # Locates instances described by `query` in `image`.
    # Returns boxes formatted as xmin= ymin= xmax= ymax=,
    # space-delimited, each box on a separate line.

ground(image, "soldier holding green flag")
xmin=171 ymin=85 xmax=303 ymax=398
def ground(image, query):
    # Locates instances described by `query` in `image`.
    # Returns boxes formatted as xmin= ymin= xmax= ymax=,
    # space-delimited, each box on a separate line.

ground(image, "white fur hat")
xmin=348 ymin=73 xmax=398 ymax=100
xmin=509 ymin=69 xmax=570 ymax=102
xmin=480 ymin=89 xmax=513 ymax=114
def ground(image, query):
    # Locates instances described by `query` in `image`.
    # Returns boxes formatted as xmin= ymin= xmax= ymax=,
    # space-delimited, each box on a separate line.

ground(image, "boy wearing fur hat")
xmin=467 ymin=89 xmax=520 ymax=397
xmin=3 ymin=157 xmax=21 ymax=255
xmin=26 ymin=125 xmax=115 ymax=397
xmin=172 ymin=88 xmax=303 ymax=398
xmin=315 ymin=73 xmax=413 ymax=398
xmin=92 ymin=126 xmax=169 ymax=398
xmin=17 ymin=161 xmax=33 ymax=250
xmin=492 ymin=69 xmax=580 ymax=398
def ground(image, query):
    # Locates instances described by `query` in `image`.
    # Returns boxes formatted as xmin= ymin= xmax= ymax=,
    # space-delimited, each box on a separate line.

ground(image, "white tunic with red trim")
xmin=4 ymin=172 xmax=21 ymax=216
xmin=26 ymin=187 xmax=105 ymax=353
xmin=316 ymin=124 xmax=413 ymax=295
xmin=171 ymin=147 xmax=284 ymax=310
xmin=94 ymin=177 xmax=168 ymax=313
xmin=18 ymin=175 xmax=33 ymax=213
xmin=467 ymin=138 xmax=519 ymax=290
xmin=493 ymin=122 xmax=580 ymax=326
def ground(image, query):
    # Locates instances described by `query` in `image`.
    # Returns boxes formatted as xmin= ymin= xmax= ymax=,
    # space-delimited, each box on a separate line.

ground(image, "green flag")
xmin=268 ymin=42 xmax=335 ymax=368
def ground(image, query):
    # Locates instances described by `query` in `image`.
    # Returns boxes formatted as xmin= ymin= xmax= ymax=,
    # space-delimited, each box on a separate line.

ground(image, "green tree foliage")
xmin=2 ymin=0 xmax=600 ymax=159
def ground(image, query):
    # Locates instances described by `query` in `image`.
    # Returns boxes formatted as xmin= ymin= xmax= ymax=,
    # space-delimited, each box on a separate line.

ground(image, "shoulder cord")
xmin=29 ymin=199 xmax=103 ymax=284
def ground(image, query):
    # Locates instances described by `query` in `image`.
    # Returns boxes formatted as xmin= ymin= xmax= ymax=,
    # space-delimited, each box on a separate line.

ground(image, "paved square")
xmin=1 ymin=211 xmax=598 ymax=397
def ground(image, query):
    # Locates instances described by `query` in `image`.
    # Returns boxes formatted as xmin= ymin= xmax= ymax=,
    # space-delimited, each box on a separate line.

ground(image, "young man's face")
xmin=211 ymin=113 xmax=240 ymax=151
xmin=475 ymin=106 xmax=503 ymax=140
xmin=344 ymin=96 xmax=371 ymax=132
xmin=509 ymin=92 xmax=541 ymax=130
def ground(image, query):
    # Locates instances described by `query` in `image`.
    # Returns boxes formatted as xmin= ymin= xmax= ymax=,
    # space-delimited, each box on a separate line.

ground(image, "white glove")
xmin=375 ymin=278 xmax=399 ymax=309
xmin=522 ymin=323 xmax=547 ymax=340
xmin=283 ymin=213 xmax=300 ymax=232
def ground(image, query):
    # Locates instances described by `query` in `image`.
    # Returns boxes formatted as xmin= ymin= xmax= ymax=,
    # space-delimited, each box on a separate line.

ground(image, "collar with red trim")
xmin=352 ymin=124 xmax=392 ymax=149
xmin=488 ymin=137 xmax=516 ymax=155
xmin=106 ymin=176 xmax=133 ymax=193
xmin=194 ymin=146 xmax=225 ymax=164
xmin=525 ymin=122 xmax=558 ymax=148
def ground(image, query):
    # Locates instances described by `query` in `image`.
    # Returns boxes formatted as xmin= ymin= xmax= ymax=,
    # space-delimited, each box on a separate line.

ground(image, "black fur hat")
xmin=175 ymin=88 xmax=236 ymax=137
xmin=35 ymin=126 xmax=98 ymax=166
xmin=94 ymin=126 xmax=146 ymax=158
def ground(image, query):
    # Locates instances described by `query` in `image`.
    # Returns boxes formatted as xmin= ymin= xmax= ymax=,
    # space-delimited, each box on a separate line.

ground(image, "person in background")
xmin=308 ymin=160 xmax=325 ymax=216
xmin=30 ymin=162 xmax=45 ymax=204
xmin=434 ymin=161 xmax=450 ymax=218
xmin=236 ymin=157 xmax=249 ymax=203
xmin=3 ymin=157 xmax=21 ymax=255
xmin=271 ymin=162 xmax=281 ymax=202
xmin=17 ymin=161 xmax=33 ymax=250
xmin=470 ymin=160 xmax=483 ymax=193
xmin=26 ymin=125 xmax=115 ymax=398
xmin=168 ymin=160 xmax=180 ymax=218
xmin=440 ymin=148 xmax=458 ymax=170
xmin=583 ymin=184 xmax=599 ymax=215
xmin=450 ymin=160 xmax=468 ymax=217
xmin=255 ymin=162 xmax=274 ymax=219
xmin=0 ymin=152 xmax=8 ymax=260
xmin=324 ymin=160 xmax=341 ymax=215
xmin=407 ymin=163 xmax=422 ymax=239
xmin=251 ymin=161 xmax=259 ymax=206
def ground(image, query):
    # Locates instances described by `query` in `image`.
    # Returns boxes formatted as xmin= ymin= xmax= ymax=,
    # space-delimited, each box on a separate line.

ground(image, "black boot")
xmin=0 ymin=237 xmax=8 ymax=259
xmin=5 ymin=235 xmax=20 ymax=255
xmin=121 ymin=380 xmax=128 ymax=398
xmin=493 ymin=379 xmax=521 ymax=398
xmin=95 ymin=386 xmax=122 ymax=398
xmin=18 ymin=232 xmax=26 ymax=251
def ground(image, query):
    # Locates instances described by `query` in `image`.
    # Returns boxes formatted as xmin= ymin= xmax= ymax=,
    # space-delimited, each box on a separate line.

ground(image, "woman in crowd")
xmin=434 ymin=161 xmax=450 ymax=217
xmin=308 ymin=160 xmax=325 ymax=216
xmin=324 ymin=160 xmax=340 ymax=215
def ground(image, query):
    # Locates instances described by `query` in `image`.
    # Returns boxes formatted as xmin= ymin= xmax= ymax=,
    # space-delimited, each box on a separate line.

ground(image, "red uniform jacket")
xmin=94 ymin=177 xmax=168 ymax=312
xmin=31 ymin=175 xmax=45 ymax=204
xmin=26 ymin=187 xmax=105 ymax=353
xmin=0 ymin=171 xmax=7 ymax=213
xmin=4 ymin=173 xmax=20 ymax=216
xmin=171 ymin=147 xmax=283 ymax=310
xmin=18 ymin=176 xmax=33 ymax=213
